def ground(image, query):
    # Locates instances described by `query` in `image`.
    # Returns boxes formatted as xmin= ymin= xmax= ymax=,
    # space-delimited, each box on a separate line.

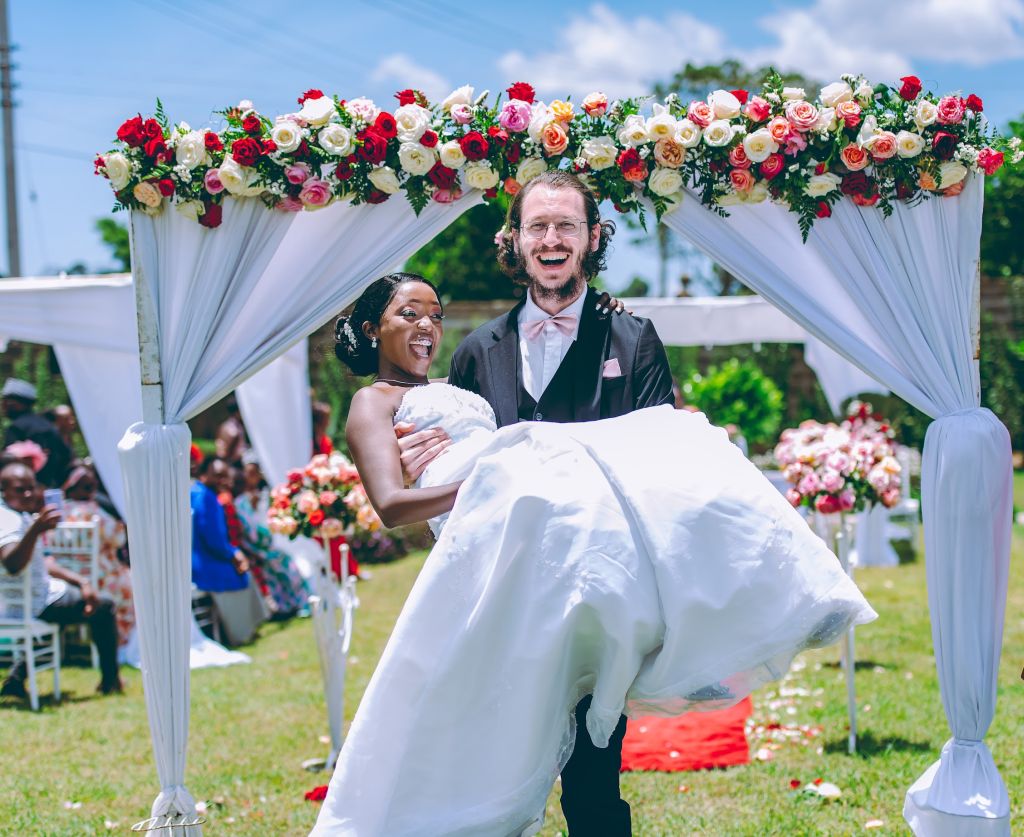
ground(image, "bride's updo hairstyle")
xmin=334 ymin=272 xmax=441 ymax=376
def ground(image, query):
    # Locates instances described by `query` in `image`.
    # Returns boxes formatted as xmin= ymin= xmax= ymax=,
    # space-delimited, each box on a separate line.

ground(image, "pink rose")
xmin=820 ymin=470 xmax=845 ymax=492
xmin=204 ymin=169 xmax=225 ymax=195
xmin=277 ymin=195 xmax=304 ymax=212
xmin=977 ymin=147 xmax=1004 ymax=175
xmin=450 ymin=103 xmax=474 ymax=125
xmin=319 ymin=490 xmax=339 ymax=505
xmin=786 ymin=488 xmax=803 ymax=507
xmin=687 ymin=100 xmax=714 ymax=128
xmin=284 ymin=162 xmax=312 ymax=185
xmin=880 ymin=487 xmax=901 ymax=507
xmin=299 ymin=178 xmax=332 ymax=208
xmin=296 ymin=490 xmax=320 ymax=514
xmin=814 ymin=493 xmax=841 ymax=514
xmin=432 ymin=187 xmax=463 ymax=203
xmin=838 ymin=488 xmax=857 ymax=512
xmin=936 ymin=95 xmax=965 ymax=125
xmin=743 ymin=96 xmax=771 ymax=123
xmin=784 ymin=133 xmax=808 ymax=156
xmin=499 ymin=100 xmax=532 ymax=132
xmin=798 ymin=472 xmax=821 ymax=495
xmin=835 ymin=100 xmax=861 ymax=128
xmin=729 ymin=168 xmax=754 ymax=192
xmin=784 ymin=100 xmax=819 ymax=132
xmin=840 ymin=144 xmax=869 ymax=171
xmin=582 ymin=92 xmax=608 ymax=117
xmin=320 ymin=517 xmax=344 ymax=539
xmin=767 ymin=116 xmax=792 ymax=144
xmin=727 ymin=144 xmax=751 ymax=169
xmin=759 ymin=152 xmax=785 ymax=180
xmin=867 ymin=131 xmax=897 ymax=160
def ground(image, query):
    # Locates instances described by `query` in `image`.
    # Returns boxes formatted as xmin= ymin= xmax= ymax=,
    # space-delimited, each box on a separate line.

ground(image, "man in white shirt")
xmin=0 ymin=462 xmax=122 ymax=700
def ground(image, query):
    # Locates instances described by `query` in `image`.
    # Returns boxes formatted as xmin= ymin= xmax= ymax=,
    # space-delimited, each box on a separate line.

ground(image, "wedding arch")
xmin=96 ymin=74 xmax=1017 ymax=835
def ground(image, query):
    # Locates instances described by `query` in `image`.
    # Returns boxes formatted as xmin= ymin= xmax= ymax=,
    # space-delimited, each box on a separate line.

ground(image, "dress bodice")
xmin=393 ymin=382 xmax=497 ymax=443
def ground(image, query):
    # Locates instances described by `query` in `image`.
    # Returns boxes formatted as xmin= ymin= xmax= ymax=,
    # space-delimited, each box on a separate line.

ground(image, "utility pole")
xmin=0 ymin=0 xmax=19 ymax=278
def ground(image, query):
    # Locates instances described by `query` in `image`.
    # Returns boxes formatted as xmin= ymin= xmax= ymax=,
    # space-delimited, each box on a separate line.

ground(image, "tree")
xmin=981 ymin=115 xmax=1024 ymax=278
xmin=96 ymin=218 xmax=131 ymax=272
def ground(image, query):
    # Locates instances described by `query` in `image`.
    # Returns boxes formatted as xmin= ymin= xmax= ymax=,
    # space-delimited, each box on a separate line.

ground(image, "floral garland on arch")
xmin=96 ymin=72 xmax=1020 ymax=237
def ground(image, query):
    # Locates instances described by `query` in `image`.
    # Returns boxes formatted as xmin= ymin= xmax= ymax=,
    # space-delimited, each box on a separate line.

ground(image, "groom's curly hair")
xmin=496 ymin=170 xmax=615 ymax=287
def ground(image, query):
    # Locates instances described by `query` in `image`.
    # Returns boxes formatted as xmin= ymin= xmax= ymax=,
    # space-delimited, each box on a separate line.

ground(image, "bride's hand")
xmin=595 ymin=291 xmax=629 ymax=316
xmin=395 ymin=421 xmax=452 ymax=485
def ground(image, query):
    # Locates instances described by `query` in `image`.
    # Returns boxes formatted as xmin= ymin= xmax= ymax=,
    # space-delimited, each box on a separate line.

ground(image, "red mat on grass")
xmin=620 ymin=698 xmax=753 ymax=772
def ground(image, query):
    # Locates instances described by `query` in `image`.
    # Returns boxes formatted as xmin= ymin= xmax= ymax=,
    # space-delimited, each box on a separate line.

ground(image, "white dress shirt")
xmin=517 ymin=289 xmax=587 ymax=401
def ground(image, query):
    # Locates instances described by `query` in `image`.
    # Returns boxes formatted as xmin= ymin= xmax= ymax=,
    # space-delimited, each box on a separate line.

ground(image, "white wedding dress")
xmin=311 ymin=383 xmax=876 ymax=836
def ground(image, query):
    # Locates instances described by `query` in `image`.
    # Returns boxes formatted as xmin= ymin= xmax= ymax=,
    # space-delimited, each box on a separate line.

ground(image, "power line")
xmin=18 ymin=143 xmax=92 ymax=162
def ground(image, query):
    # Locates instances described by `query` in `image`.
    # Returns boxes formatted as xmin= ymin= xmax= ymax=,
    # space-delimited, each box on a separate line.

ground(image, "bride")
xmin=310 ymin=273 xmax=876 ymax=836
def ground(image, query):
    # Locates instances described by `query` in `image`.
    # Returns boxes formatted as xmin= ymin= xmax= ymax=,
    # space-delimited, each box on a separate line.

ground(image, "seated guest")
xmin=1 ymin=378 xmax=72 ymax=488
xmin=61 ymin=464 xmax=136 ymax=649
xmin=191 ymin=457 xmax=267 ymax=646
xmin=0 ymin=462 xmax=122 ymax=699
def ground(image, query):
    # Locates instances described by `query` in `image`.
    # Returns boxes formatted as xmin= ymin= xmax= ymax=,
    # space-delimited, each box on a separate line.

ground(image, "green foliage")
xmin=96 ymin=218 xmax=131 ymax=272
xmin=620 ymin=276 xmax=650 ymax=297
xmin=980 ymin=313 xmax=1024 ymax=449
xmin=653 ymin=59 xmax=820 ymax=103
xmin=982 ymin=116 xmax=1024 ymax=278
xmin=682 ymin=358 xmax=784 ymax=446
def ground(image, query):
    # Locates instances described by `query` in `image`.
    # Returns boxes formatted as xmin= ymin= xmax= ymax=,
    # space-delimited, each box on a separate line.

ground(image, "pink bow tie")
xmin=521 ymin=313 xmax=578 ymax=340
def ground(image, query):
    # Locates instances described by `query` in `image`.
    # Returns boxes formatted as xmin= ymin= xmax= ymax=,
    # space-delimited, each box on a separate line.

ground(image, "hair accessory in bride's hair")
xmin=335 ymin=317 xmax=361 ymax=354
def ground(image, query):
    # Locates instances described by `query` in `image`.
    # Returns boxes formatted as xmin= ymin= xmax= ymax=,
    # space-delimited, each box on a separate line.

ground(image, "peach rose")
xmin=768 ymin=116 xmax=792 ymax=144
xmin=835 ymin=100 xmax=862 ymax=128
xmin=728 ymin=144 xmax=751 ymax=169
xmin=541 ymin=122 xmax=568 ymax=156
xmin=840 ymin=144 xmax=869 ymax=171
xmin=867 ymin=130 xmax=897 ymax=160
xmin=919 ymin=171 xmax=938 ymax=191
xmin=503 ymin=176 xmax=521 ymax=195
xmin=653 ymin=136 xmax=685 ymax=168
xmin=729 ymin=168 xmax=755 ymax=192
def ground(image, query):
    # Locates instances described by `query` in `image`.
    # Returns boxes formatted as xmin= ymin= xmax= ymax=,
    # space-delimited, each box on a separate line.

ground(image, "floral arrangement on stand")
xmin=773 ymin=400 xmax=902 ymax=514
xmin=97 ymin=71 xmax=1020 ymax=238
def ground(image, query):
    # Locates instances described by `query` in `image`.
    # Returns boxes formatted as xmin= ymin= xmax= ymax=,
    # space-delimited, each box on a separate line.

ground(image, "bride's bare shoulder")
xmin=348 ymin=384 xmax=403 ymax=424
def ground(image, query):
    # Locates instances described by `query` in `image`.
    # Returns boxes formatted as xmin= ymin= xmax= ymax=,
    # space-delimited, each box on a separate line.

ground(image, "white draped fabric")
xmin=621 ymin=295 xmax=886 ymax=414
xmin=661 ymin=175 xmax=1011 ymax=834
xmin=119 ymin=193 xmax=480 ymax=827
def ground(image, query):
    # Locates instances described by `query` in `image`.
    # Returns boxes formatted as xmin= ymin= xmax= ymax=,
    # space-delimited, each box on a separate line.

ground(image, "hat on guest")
xmin=1 ymin=378 xmax=37 ymax=401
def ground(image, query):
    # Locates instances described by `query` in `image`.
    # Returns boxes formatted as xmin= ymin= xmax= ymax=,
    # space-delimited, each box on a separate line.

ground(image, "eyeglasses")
xmin=519 ymin=219 xmax=589 ymax=240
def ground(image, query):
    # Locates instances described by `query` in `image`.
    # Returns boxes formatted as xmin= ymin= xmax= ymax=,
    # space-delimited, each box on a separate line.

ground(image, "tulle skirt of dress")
xmin=311 ymin=406 xmax=876 ymax=836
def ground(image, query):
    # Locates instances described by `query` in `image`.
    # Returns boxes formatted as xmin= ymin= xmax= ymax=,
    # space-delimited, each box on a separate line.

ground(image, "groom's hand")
xmin=394 ymin=422 xmax=451 ymax=485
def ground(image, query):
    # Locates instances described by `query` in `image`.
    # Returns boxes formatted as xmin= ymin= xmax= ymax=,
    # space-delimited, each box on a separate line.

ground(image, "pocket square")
xmin=602 ymin=358 xmax=621 ymax=377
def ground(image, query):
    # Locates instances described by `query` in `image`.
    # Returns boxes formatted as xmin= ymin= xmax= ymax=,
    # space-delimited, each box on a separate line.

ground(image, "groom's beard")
xmin=525 ymin=248 xmax=588 ymax=302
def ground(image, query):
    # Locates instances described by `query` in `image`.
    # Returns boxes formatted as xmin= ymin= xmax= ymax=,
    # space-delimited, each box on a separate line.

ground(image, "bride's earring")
xmin=370 ymin=337 xmax=378 ymax=348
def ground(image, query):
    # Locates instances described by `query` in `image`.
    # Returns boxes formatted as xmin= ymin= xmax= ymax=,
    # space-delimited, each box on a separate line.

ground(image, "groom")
xmin=403 ymin=170 xmax=674 ymax=834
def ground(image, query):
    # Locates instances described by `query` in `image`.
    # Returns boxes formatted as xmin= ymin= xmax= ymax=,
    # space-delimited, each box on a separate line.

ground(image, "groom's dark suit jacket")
xmin=448 ymin=287 xmax=675 ymax=427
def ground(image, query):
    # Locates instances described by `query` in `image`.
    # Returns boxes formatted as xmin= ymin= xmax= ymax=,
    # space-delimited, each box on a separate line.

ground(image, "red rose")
xmin=814 ymin=162 xmax=826 ymax=175
xmin=357 ymin=129 xmax=388 ymax=164
xmin=965 ymin=94 xmax=984 ymax=113
xmin=261 ymin=138 xmax=277 ymax=154
xmin=789 ymin=779 xmax=802 ymax=790
xmin=708 ymin=158 xmax=729 ymax=174
xmin=394 ymin=88 xmax=417 ymax=106
xmin=198 ymin=201 xmax=223 ymax=229
xmin=242 ymin=114 xmax=262 ymax=135
xmin=931 ymin=130 xmax=957 ymax=160
xmin=898 ymin=75 xmax=922 ymax=100
xmin=816 ymin=201 xmax=832 ymax=219
xmin=427 ymin=161 xmax=458 ymax=189
xmin=304 ymin=786 xmax=328 ymax=802
xmin=506 ymin=143 xmax=521 ymax=164
xmin=204 ymin=132 xmax=223 ymax=152
xmin=484 ymin=186 xmax=498 ymax=198
xmin=977 ymin=147 xmax=1004 ymax=175
xmin=298 ymin=88 xmax=324 ymax=105
xmin=335 ymin=159 xmax=354 ymax=181
xmin=840 ymin=171 xmax=870 ymax=196
xmin=487 ymin=125 xmax=509 ymax=145
xmin=296 ymin=140 xmax=310 ymax=158
xmin=308 ymin=509 xmax=325 ymax=526
xmin=506 ymin=82 xmax=535 ymax=104
xmin=144 ymin=137 xmax=169 ymax=162
xmin=286 ymin=469 xmax=304 ymax=483
xmin=143 ymin=119 xmax=163 ymax=140
xmin=374 ymin=111 xmax=398 ymax=140
xmin=366 ymin=189 xmax=390 ymax=204
xmin=759 ymin=153 xmax=784 ymax=180
xmin=731 ymin=89 xmax=749 ymax=105
xmin=156 ymin=178 xmax=175 ymax=197
xmin=116 ymin=115 xmax=146 ymax=148
xmin=231 ymin=137 xmax=262 ymax=167
xmin=459 ymin=130 xmax=489 ymax=161
xmin=93 ymin=155 xmax=105 ymax=175
xmin=851 ymin=190 xmax=880 ymax=207
xmin=419 ymin=130 xmax=438 ymax=148
xmin=617 ymin=147 xmax=647 ymax=182
xmin=815 ymin=493 xmax=840 ymax=514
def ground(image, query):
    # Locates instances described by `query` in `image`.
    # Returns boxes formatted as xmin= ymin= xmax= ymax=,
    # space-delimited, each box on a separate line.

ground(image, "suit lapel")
xmin=487 ymin=301 xmax=525 ymax=427
xmin=570 ymin=287 xmax=612 ymax=422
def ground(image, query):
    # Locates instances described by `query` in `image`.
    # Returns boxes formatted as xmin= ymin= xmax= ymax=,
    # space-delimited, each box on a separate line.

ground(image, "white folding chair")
xmin=0 ymin=571 xmax=61 ymax=711
xmin=44 ymin=518 xmax=101 ymax=669
xmin=191 ymin=586 xmax=222 ymax=644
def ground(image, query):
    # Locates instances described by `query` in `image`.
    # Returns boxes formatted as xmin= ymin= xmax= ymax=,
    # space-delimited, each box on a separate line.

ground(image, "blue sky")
xmin=8 ymin=0 xmax=1024 ymax=292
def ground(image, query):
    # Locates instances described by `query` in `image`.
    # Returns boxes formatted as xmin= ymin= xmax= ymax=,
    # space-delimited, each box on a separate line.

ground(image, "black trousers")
xmin=559 ymin=695 xmax=631 ymax=836
xmin=7 ymin=586 xmax=120 ymax=687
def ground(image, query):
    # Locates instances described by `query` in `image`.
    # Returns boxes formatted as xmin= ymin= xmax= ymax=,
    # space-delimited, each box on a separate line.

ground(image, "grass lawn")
xmin=3 ymin=518 xmax=1023 ymax=834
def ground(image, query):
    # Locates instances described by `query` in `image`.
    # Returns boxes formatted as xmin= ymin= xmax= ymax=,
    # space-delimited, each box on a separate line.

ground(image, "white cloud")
xmin=371 ymin=53 xmax=451 ymax=104
xmin=497 ymin=4 xmax=726 ymax=99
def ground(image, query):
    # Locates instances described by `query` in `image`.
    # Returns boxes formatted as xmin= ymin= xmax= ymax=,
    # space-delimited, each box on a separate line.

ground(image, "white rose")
xmin=368 ymin=165 xmax=401 ymax=194
xmin=174 ymin=131 xmax=208 ymax=170
xmin=394 ymin=104 xmax=431 ymax=142
xmin=856 ymin=115 xmax=880 ymax=148
xmin=745 ymin=181 xmax=769 ymax=204
xmin=298 ymin=96 xmax=336 ymax=127
xmin=175 ymin=199 xmax=204 ymax=221
xmin=345 ymin=97 xmax=379 ymax=123
xmin=271 ymin=120 xmax=303 ymax=153
xmin=742 ymin=128 xmax=779 ymax=163
xmin=707 ymin=89 xmax=741 ymax=119
xmin=132 ymin=181 xmax=162 ymax=208
xmin=463 ymin=161 xmax=499 ymax=190
xmin=717 ymin=191 xmax=744 ymax=206
xmin=804 ymin=172 xmax=842 ymax=197
xmin=528 ymin=103 xmax=554 ymax=143
xmin=702 ymin=119 xmax=733 ymax=147
xmin=318 ymin=123 xmax=354 ymax=156
xmin=648 ymin=166 xmax=684 ymax=197
xmin=782 ymin=87 xmax=806 ymax=101
xmin=675 ymin=118 xmax=702 ymax=148
xmin=819 ymin=82 xmax=853 ymax=108
xmin=645 ymin=103 xmax=677 ymax=140
xmin=616 ymin=114 xmax=649 ymax=147
xmin=855 ymin=82 xmax=875 ymax=104
xmin=938 ymin=161 xmax=968 ymax=188
xmin=218 ymin=157 xmax=262 ymax=196
xmin=913 ymin=99 xmax=938 ymax=130
xmin=398 ymin=141 xmax=436 ymax=176
xmin=814 ymin=107 xmax=837 ymax=133
xmin=438 ymin=140 xmax=467 ymax=169
xmin=441 ymin=85 xmax=474 ymax=112
xmin=896 ymin=130 xmax=926 ymax=158
xmin=103 ymin=152 xmax=131 ymax=190
xmin=581 ymin=135 xmax=618 ymax=170
xmin=516 ymin=157 xmax=548 ymax=185
xmin=238 ymin=100 xmax=254 ymax=113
